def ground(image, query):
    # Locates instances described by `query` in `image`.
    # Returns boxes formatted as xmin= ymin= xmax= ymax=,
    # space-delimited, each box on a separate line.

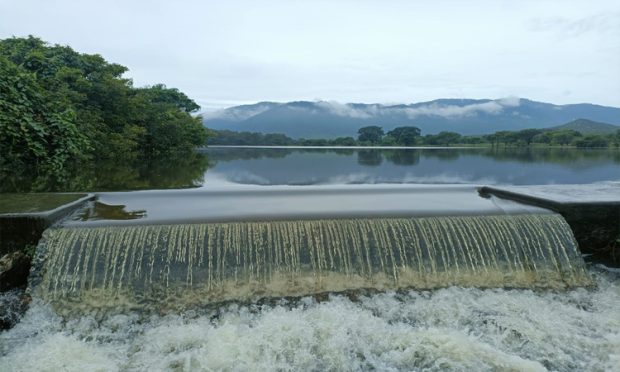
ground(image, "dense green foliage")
xmin=385 ymin=126 xmax=421 ymax=146
xmin=207 ymin=125 xmax=620 ymax=148
xmin=357 ymin=126 xmax=385 ymax=145
xmin=0 ymin=36 xmax=208 ymax=174
xmin=206 ymin=130 xmax=295 ymax=146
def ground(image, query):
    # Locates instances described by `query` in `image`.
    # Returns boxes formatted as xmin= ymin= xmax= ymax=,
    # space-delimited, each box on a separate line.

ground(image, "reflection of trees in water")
xmin=477 ymin=147 xmax=620 ymax=165
xmin=357 ymin=150 xmax=383 ymax=166
xmin=383 ymin=150 xmax=420 ymax=165
xmin=77 ymin=202 xmax=147 ymax=221
xmin=421 ymin=149 xmax=461 ymax=161
xmin=5 ymin=147 xmax=617 ymax=192
xmin=0 ymin=152 xmax=212 ymax=192
xmin=203 ymin=148 xmax=293 ymax=162
xmin=204 ymin=147 xmax=357 ymax=163
xmin=206 ymin=146 xmax=620 ymax=169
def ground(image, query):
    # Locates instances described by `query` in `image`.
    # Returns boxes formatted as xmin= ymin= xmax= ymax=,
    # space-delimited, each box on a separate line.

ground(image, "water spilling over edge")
xmin=30 ymin=214 xmax=593 ymax=315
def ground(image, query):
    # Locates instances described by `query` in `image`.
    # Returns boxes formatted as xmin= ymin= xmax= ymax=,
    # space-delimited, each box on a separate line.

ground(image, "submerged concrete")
xmin=67 ymin=185 xmax=551 ymax=227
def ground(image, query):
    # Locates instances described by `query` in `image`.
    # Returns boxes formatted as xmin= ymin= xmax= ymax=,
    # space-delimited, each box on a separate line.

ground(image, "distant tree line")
xmin=0 ymin=36 xmax=209 ymax=174
xmin=207 ymin=125 xmax=620 ymax=148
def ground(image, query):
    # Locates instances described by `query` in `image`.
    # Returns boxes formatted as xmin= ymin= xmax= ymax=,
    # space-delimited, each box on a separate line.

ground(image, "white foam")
xmin=1 ymin=267 xmax=618 ymax=371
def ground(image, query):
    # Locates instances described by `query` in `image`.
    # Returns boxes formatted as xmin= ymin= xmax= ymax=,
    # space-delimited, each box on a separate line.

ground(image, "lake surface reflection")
xmin=203 ymin=147 xmax=620 ymax=186
xmin=1 ymin=147 xmax=618 ymax=192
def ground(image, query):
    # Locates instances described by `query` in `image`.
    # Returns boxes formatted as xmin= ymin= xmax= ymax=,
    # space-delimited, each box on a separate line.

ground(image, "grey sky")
xmin=1 ymin=0 xmax=619 ymax=110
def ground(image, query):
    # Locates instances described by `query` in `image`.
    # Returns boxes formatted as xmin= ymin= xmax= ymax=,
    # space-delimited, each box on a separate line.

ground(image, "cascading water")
xmin=2 ymin=187 xmax=617 ymax=371
xmin=32 ymin=213 xmax=592 ymax=314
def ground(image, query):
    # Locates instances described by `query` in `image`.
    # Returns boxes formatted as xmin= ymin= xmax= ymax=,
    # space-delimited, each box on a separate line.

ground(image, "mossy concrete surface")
xmin=0 ymin=193 xmax=94 ymax=256
xmin=0 ymin=191 xmax=95 ymax=289
xmin=0 ymin=193 xmax=87 ymax=214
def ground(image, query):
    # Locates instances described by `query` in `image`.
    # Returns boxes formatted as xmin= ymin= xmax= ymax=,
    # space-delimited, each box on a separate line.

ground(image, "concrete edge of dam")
xmin=479 ymin=184 xmax=620 ymax=264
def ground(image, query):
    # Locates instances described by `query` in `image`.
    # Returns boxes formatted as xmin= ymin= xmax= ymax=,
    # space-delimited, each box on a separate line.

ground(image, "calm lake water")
xmin=203 ymin=147 xmax=620 ymax=187
xmin=3 ymin=147 xmax=618 ymax=192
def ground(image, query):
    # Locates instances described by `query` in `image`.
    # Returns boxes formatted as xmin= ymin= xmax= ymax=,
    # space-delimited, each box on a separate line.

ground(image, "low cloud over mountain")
xmin=203 ymin=98 xmax=620 ymax=138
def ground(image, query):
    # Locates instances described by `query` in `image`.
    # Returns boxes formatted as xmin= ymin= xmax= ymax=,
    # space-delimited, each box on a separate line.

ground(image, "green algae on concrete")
xmin=0 ymin=193 xmax=87 ymax=214
xmin=0 ymin=193 xmax=92 ymax=256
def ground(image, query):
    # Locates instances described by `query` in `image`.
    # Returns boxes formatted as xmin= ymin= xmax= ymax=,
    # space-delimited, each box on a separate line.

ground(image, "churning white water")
xmin=1 ymin=265 xmax=618 ymax=372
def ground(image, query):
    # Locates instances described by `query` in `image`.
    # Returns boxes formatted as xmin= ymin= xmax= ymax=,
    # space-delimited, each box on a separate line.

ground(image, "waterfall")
xmin=32 ymin=214 xmax=592 ymax=313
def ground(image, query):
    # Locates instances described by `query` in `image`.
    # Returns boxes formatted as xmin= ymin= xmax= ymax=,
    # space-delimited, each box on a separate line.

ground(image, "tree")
xmin=483 ymin=133 xmax=500 ymax=147
xmin=532 ymin=132 xmax=552 ymax=144
xmin=424 ymin=131 xmax=462 ymax=146
xmin=0 ymin=55 xmax=88 ymax=172
xmin=614 ymin=129 xmax=620 ymax=147
xmin=462 ymin=136 xmax=484 ymax=145
xmin=515 ymin=129 xmax=542 ymax=146
xmin=357 ymin=126 xmax=384 ymax=145
xmin=494 ymin=131 xmax=517 ymax=146
xmin=0 ymin=36 xmax=210 ymax=172
xmin=386 ymin=126 xmax=421 ymax=146
xmin=330 ymin=136 xmax=357 ymax=146
xmin=573 ymin=135 xmax=609 ymax=148
xmin=380 ymin=136 xmax=397 ymax=146
xmin=550 ymin=130 xmax=581 ymax=146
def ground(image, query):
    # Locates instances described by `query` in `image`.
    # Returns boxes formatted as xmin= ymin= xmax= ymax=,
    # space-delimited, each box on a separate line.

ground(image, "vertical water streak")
xmin=35 ymin=214 xmax=593 ymax=308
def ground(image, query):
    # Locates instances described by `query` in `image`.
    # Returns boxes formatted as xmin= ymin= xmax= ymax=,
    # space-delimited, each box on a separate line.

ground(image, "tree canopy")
xmin=386 ymin=126 xmax=421 ymax=146
xmin=424 ymin=131 xmax=462 ymax=146
xmin=0 ymin=36 xmax=209 ymax=174
xmin=357 ymin=126 xmax=384 ymax=145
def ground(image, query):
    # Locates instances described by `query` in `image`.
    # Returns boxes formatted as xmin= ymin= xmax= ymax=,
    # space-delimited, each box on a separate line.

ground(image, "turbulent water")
xmin=1 ymin=209 xmax=615 ymax=371
xmin=33 ymin=214 xmax=591 ymax=313
xmin=0 ymin=265 xmax=618 ymax=371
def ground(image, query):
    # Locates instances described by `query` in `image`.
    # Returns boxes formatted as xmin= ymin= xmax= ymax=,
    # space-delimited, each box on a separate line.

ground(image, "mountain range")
xmin=202 ymin=98 xmax=620 ymax=138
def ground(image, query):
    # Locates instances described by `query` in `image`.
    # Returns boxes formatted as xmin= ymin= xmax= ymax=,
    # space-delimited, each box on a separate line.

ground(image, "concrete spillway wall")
xmin=0 ymin=194 xmax=94 ymax=255
xmin=479 ymin=185 xmax=620 ymax=264
xmin=0 ymin=194 xmax=94 ymax=293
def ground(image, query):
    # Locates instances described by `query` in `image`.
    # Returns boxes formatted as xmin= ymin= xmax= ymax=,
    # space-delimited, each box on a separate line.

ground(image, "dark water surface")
xmin=2 ymin=147 xmax=618 ymax=192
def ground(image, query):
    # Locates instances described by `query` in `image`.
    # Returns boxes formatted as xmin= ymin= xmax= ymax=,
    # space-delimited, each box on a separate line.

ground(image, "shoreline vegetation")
xmin=207 ymin=125 xmax=620 ymax=149
xmin=2 ymin=35 xmax=618 ymax=191
xmin=0 ymin=36 xmax=210 ymax=177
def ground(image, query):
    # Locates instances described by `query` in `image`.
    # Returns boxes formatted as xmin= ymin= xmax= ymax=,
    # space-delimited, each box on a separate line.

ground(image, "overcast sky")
xmin=1 ymin=0 xmax=619 ymax=110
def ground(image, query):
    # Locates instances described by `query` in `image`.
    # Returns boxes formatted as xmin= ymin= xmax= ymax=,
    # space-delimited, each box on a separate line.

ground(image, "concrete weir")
xmin=23 ymin=185 xmax=595 ymax=313
xmin=479 ymin=183 xmax=620 ymax=263
xmin=67 ymin=185 xmax=552 ymax=226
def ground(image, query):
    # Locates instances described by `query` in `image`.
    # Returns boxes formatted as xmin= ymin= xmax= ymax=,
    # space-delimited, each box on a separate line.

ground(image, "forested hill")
xmin=203 ymin=99 xmax=620 ymax=138
xmin=546 ymin=119 xmax=619 ymax=134
xmin=0 ymin=36 xmax=208 ymax=173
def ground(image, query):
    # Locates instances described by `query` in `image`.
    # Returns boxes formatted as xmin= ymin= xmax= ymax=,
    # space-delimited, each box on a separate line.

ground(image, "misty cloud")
xmin=315 ymin=101 xmax=373 ymax=119
xmin=202 ymin=103 xmax=274 ymax=121
xmin=527 ymin=12 xmax=620 ymax=37
xmin=206 ymin=97 xmax=523 ymax=121
xmin=314 ymin=97 xmax=521 ymax=119
xmin=402 ymin=98 xmax=521 ymax=119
